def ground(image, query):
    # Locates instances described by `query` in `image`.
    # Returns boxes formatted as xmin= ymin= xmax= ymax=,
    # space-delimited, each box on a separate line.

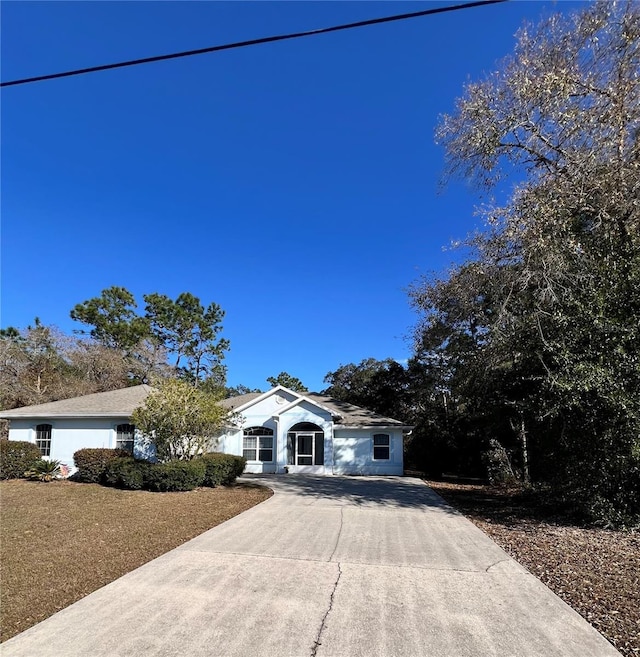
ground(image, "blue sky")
xmin=1 ymin=1 xmax=585 ymax=392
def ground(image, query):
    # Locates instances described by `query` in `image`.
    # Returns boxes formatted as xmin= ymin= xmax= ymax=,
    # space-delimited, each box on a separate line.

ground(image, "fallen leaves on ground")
xmin=428 ymin=480 xmax=639 ymax=656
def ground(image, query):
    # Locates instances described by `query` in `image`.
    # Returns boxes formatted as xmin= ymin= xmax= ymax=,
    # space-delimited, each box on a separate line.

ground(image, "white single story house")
xmin=0 ymin=385 xmax=412 ymax=476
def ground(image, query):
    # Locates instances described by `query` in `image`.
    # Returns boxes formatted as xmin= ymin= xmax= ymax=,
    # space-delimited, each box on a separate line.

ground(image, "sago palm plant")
xmin=24 ymin=459 xmax=62 ymax=482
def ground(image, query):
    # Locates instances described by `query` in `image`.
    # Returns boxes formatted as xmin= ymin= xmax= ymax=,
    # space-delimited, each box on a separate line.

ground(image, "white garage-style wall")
xmin=333 ymin=428 xmax=404 ymax=476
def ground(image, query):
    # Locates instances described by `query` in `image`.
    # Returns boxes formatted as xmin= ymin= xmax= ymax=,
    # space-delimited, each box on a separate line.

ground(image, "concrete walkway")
xmin=2 ymin=476 xmax=619 ymax=657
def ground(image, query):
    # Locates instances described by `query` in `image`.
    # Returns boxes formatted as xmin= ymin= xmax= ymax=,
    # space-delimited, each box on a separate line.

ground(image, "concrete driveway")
xmin=2 ymin=476 xmax=619 ymax=657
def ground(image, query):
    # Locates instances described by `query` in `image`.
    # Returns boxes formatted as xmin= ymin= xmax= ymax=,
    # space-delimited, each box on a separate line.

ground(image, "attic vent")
xmin=275 ymin=395 xmax=286 ymax=405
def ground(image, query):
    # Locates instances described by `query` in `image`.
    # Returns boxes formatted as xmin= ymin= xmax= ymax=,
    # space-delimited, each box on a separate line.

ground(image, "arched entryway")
xmin=287 ymin=422 xmax=324 ymax=467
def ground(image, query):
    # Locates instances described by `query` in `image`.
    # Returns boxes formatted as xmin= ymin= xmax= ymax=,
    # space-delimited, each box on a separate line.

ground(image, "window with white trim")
xmin=243 ymin=426 xmax=274 ymax=462
xmin=35 ymin=424 xmax=52 ymax=457
xmin=116 ymin=424 xmax=135 ymax=453
xmin=373 ymin=433 xmax=390 ymax=460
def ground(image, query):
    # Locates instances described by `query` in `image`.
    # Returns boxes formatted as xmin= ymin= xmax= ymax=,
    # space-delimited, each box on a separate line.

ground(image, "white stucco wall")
xmin=217 ymin=394 xmax=404 ymax=476
xmin=217 ymin=394 xmax=334 ymax=474
xmin=333 ymin=428 xmax=404 ymax=475
xmin=8 ymin=418 xmax=155 ymax=473
xmin=278 ymin=400 xmax=333 ymax=474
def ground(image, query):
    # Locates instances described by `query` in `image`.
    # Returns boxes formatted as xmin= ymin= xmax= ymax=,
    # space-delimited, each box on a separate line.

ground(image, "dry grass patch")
xmin=428 ymin=480 xmax=640 ymax=656
xmin=0 ymin=479 xmax=272 ymax=642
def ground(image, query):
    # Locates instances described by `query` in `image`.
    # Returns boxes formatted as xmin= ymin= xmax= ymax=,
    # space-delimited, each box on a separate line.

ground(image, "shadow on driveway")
xmin=241 ymin=474 xmax=460 ymax=514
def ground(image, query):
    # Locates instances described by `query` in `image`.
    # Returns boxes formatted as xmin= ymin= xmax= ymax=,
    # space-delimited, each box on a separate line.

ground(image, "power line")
xmin=1 ymin=0 xmax=508 ymax=88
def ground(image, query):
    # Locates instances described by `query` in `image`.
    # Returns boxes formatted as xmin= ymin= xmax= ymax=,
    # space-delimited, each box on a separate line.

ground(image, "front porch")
xmin=244 ymin=421 xmax=330 ymax=475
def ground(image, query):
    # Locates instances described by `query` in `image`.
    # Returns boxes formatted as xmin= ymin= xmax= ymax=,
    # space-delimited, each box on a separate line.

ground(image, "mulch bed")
xmin=427 ymin=480 xmax=640 ymax=656
xmin=0 ymin=479 xmax=272 ymax=642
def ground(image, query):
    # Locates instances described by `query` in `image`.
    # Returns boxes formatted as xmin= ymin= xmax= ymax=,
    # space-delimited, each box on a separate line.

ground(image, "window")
xmin=258 ymin=436 xmax=274 ymax=462
xmin=35 ymin=424 xmax=52 ymax=457
xmin=243 ymin=427 xmax=274 ymax=462
xmin=116 ymin=424 xmax=135 ymax=453
xmin=373 ymin=433 xmax=390 ymax=460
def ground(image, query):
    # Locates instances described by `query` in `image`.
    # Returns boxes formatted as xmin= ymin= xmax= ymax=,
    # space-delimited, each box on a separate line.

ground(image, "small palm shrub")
xmin=0 ymin=441 xmax=42 ymax=480
xmin=24 ymin=459 xmax=62 ymax=482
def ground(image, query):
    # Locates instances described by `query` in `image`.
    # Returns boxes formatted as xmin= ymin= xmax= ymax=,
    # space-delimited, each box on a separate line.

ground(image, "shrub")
xmin=200 ymin=453 xmax=246 ymax=487
xmin=200 ymin=453 xmax=232 ymax=487
xmin=145 ymin=459 xmax=206 ymax=492
xmin=102 ymin=457 xmax=152 ymax=490
xmin=482 ymin=439 xmax=518 ymax=486
xmin=230 ymin=456 xmax=247 ymax=486
xmin=0 ymin=441 xmax=42 ymax=480
xmin=73 ymin=448 xmax=131 ymax=483
xmin=24 ymin=459 xmax=62 ymax=482
xmin=228 ymin=455 xmax=247 ymax=483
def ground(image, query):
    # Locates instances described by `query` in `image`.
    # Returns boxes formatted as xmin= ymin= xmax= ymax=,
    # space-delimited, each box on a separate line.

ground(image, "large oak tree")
xmin=411 ymin=0 xmax=640 ymax=526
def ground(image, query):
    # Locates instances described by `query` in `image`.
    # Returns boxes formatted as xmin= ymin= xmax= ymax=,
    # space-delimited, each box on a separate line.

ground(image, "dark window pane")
xmin=259 ymin=449 xmax=273 ymax=462
xmin=373 ymin=445 xmax=390 ymax=460
xmin=298 ymin=456 xmax=313 ymax=465
xmin=260 ymin=437 xmax=273 ymax=450
xmin=373 ymin=434 xmax=390 ymax=445
xmin=116 ymin=424 xmax=135 ymax=453
xmin=117 ymin=440 xmax=134 ymax=453
xmin=287 ymin=433 xmax=295 ymax=465
xmin=245 ymin=426 xmax=274 ymax=436
xmin=243 ymin=449 xmax=257 ymax=461
xmin=35 ymin=424 xmax=52 ymax=457
xmin=289 ymin=422 xmax=322 ymax=432
xmin=298 ymin=435 xmax=313 ymax=455
xmin=314 ymin=433 xmax=324 ymax=466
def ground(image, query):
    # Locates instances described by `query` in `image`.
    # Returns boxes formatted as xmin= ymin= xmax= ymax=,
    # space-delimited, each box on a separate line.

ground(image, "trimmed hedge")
xmin=73 ymin=448 xmax=131 ymax=483
xmin=200 ymin=453 xmax=246 ymax=487
xmin=0 ymin=441 xmax=42 ymax=480
xmin=228 ymin=455 xmax=247 ymax=482
xmin=76 ymin=450 xmax=245 ymax=492
xmin=103 ymin=457 xmax=152 ymax=490
xmin=145 ymin=460 xmax=206 ymax=492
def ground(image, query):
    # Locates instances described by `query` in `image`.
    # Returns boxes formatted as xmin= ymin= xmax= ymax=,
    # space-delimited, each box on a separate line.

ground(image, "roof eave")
xmin=0 ymin=412 xmax=136 ymax=420
xmin=334 ymin=424 xmax=414 ymax=431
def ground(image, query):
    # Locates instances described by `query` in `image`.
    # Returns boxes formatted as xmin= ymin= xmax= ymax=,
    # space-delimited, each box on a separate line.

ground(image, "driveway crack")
xmin=485 ymin=557 xmax=511 ymax=573
xmin=328 ymin=507 xmax=344 ymax=562
xmin=311 ymin=562 xmax=342 ymax=657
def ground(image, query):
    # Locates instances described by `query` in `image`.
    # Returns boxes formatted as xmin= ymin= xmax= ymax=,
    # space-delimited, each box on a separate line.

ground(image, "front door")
xmin=296 ymin=434 xmax=314 ymax=465
xmin=287 ymin=425 xmax=325 ymax=472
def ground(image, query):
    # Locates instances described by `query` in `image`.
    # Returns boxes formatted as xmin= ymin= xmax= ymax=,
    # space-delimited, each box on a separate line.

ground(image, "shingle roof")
xmin=219 ymin=393 xmax=262 ymax=410
xmin=220 ymin=390 xmax=407 ymax=427
xmin=0 ymin=385 xmax=409 ymax=428
xmin=0 ymin=385 xmax=153 ymax=418
xmin=308 ymin=393 xmax=407 ymax=427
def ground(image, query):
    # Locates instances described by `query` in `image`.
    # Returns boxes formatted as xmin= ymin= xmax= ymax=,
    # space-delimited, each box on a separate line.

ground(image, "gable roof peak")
xmin=222 ymin=385 xmax=303 ymax=413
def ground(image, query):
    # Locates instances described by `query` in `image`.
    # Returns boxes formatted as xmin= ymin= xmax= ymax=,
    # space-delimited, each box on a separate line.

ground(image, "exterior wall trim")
xmin=230 ymin=385 xmax=302 ymax=414
xmin=334 ymin=424 xmax=413 ymax=431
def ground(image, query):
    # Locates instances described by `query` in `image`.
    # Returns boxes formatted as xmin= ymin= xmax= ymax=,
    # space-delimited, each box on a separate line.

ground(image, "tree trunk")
xmin=520 ymin=417 xmax=530 ymax=485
